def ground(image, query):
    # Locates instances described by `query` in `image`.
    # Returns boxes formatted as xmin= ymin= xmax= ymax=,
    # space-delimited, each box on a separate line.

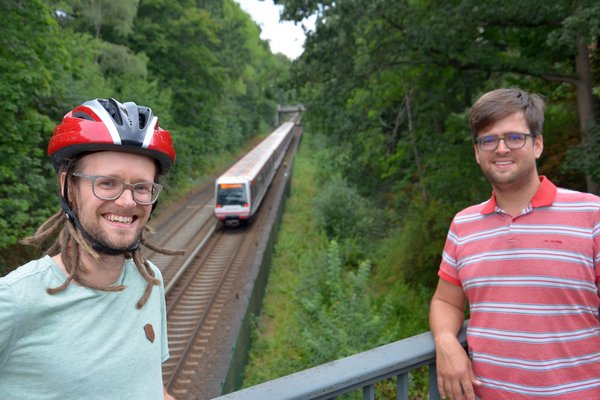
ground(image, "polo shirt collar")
xmin=481 ymin=176 xmax=557 ymax=215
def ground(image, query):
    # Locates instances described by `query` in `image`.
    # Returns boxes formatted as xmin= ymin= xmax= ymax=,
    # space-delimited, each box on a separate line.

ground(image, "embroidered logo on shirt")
xmin=543 ymin=239 xmax=563 ymax=244
xmin=144 ymin=323 xmax=155 ymax=343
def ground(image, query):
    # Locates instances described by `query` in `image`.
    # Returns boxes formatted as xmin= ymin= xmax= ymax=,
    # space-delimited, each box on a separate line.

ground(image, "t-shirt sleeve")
xmin=438 ymin=219 xmax=462 ymax=287
xmin=0 ymin=281 xmax=17 ymax=368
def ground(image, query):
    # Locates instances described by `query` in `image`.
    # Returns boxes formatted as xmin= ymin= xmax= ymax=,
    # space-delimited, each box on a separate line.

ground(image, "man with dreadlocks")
xmin=0 ymin=98 xmax=181 ymax=399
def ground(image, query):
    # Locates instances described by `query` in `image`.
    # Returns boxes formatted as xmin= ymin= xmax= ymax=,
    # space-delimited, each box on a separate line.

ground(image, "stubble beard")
xmin=82 ymin=218 xmax=145 ymax=252
xmin=481 ymin=162 xmax=537 ymax=192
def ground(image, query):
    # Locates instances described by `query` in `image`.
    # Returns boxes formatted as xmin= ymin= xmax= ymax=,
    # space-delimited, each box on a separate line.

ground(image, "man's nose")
xmin=113 ymin=188 xmax=137 ymax=207
xmin=495 ymin=137 xmax=511 ymax=152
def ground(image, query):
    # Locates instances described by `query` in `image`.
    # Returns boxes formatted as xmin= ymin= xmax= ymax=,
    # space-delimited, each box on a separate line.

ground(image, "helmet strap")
xmin=60 ymin=177 xmax=141 ymax=256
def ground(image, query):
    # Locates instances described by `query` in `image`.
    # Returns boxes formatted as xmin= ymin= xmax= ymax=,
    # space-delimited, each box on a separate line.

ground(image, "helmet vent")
xmin=73 ymin=111 xmax=94 ymax=121
xmin=139 ymin=113 xmax=147 ymax=128
xmin=137 ymin=106 xmax=152 ymax=129
xmin=98 ymin=98 xmax=123 ymax=126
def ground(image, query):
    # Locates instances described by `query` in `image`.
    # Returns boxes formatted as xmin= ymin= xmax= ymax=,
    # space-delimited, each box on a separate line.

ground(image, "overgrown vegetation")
xmin=243 ymin=133 xmax=432 ymax=397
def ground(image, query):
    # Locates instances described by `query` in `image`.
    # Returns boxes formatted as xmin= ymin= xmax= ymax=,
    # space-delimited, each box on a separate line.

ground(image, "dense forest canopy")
xmin=274 ymin=0 xmax=599 ymax=290
xmin=0 ymin=0 xmax=294 ymax=254
xmin=280 ymin=0 xmax=599 ymax=197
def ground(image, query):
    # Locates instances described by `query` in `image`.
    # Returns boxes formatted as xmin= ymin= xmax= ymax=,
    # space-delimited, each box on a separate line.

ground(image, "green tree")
xmin=278 ymin=0 xmax=598 ymax=196
xmin=0 ymin=0 xmax=68 ymax=247
xmin=131 ymin=0 xmax=293 ymax=186
xmin=73 ymin=0 xmax=139 ymax=39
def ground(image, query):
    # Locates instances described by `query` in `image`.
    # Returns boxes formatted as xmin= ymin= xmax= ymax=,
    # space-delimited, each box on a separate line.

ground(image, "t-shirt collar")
xmin=481 ymin=176 xmax=557 ymax=215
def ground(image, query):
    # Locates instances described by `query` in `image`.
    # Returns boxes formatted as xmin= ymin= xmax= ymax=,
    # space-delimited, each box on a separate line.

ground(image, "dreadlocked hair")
xmin=21 ymin=160 xmax=184 ymax=309
xmin=133 ymin=226 xmax=184 ymax=309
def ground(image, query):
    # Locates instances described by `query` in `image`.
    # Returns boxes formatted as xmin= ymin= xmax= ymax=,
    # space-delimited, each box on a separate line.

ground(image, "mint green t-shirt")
xmin=0 ymin=255 xmax=169 ymax=400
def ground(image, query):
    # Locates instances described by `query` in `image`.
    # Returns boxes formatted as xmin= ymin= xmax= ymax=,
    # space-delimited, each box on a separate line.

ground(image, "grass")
xmin=241 ymin=134 xmax=329 ymax=386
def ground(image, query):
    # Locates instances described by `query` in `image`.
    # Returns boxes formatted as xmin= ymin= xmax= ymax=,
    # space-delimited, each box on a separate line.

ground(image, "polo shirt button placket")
xmin=507 ymin=215 xmax=517 ymax=244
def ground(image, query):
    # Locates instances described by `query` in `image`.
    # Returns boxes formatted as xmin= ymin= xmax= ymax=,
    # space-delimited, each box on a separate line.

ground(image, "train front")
xmin=214 ymin=180 xmax=251 ymax=227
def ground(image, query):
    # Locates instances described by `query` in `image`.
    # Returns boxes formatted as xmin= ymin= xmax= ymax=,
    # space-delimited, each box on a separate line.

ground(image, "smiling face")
xmin=474 ymin=112 xmax=544 ymax=192
xmin=66 ymin=151 xmax=157 ymax=252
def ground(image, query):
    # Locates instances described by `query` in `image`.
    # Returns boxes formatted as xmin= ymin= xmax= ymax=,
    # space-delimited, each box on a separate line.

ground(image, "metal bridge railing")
xmin=212 ymin=321 xmax=468 ymax=400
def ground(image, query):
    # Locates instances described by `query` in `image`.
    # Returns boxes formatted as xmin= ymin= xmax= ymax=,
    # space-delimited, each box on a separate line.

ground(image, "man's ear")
xmin=534 ymin=134 xmax=544 ymax=160
xmin=59 ymin=171 xmax=68 ymax=195
xmin=474 ymin=143 xmax=481 ymax=165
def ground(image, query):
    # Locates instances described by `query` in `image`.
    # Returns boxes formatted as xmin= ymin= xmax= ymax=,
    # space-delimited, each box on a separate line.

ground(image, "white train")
xmin=214 ymin=118 xmax=297 ymax=226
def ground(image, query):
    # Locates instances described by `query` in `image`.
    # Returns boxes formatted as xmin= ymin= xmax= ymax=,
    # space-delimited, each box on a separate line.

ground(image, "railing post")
xmin=429 ymin=363 xmax=440 ymax=400
xmin=363 ymin=384 xmax=375 ymax=400
xmin=397 ymin=373 xmax=408 ymax=399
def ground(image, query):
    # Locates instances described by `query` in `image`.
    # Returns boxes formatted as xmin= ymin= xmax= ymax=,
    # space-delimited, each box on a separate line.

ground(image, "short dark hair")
xmin=468 ymin=88 xmax=545 ymax=139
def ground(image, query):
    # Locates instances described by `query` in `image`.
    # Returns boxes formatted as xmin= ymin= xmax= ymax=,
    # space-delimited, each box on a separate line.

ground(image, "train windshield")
xmin=217 ymin=183 xmax=248 ymax=206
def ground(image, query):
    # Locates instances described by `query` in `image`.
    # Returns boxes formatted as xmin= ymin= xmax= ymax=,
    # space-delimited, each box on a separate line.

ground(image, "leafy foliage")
xmin=374 ymin=200 xmax=453 ymax=291
xmin=72 ymin=0 xmax=139 ymax=38
xmin=296 ymin=241 xmax=386 ymax=364
xmin=276 ymin=0 xmax=599 ymax=292
xmin=286 ymin=0 xmax=598 ymax=193
xmin=0 ymin=0 xmax=66 ymax=247
xmin=564 ymin=124 xmax=600 ymax=183
xmin=244 ymin=132 xmax=433 ymax=397
xmin=313 ymin=175 xmax=375 ymax=240
xmin=0 ymin=0 xmax=294 ymax=264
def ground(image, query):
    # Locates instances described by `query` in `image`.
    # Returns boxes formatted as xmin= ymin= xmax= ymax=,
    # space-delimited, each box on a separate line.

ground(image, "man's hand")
xmin=430 ymin=278 xmax=481 ymax=399
xmin=435 ymin=332 xmax=481 ymax=400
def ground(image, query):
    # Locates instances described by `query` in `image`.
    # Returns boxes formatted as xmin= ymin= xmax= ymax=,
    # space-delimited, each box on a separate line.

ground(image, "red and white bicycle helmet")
xmin=48 ymin=98 xmax=175 ymax=174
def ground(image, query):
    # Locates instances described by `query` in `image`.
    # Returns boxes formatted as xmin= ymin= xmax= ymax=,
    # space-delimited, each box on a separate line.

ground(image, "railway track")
xmin=163 ymin=229 xmax=244 ymax=389
xmin=142 ymin=125 xmax=301 ymax=399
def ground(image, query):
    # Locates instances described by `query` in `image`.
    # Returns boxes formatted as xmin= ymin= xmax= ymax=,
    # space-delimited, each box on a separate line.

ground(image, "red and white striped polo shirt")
xmin=439 ymin=177 xmax=600 ymax=399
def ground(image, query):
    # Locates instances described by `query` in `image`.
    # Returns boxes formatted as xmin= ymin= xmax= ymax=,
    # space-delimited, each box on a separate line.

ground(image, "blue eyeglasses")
xmin=475 ymin=132 xmax=534 ymax=151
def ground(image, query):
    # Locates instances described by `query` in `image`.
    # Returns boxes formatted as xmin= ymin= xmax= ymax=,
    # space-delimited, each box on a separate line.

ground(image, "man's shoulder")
xmin=452 ymin=200 xmax=490 ymax=221
xmin=1 ymin=256 xmax=56 ymax=287
xmin=555 ymin=187 xmax=600 ymax=203
xmin=146 ymin=260 xmax=162 ymax=276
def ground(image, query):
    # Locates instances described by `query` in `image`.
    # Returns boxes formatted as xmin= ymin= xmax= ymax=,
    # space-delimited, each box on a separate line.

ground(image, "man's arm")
xmin=430 ymin=278 xmax=481 ymax=400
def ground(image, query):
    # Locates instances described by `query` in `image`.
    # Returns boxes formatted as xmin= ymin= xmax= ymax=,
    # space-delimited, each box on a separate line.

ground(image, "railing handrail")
xmin=212 ymin=320 xmax=468 ymax=400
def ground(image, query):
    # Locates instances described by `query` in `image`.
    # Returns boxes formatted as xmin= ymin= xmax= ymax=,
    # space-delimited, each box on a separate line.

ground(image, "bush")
xmin=296 ymin=240 xmax=388 ymax=365
xmin=313 ymin=176 xmax=375 ymax=241
xmin=375 ymin=199 xmax=452 ymax=291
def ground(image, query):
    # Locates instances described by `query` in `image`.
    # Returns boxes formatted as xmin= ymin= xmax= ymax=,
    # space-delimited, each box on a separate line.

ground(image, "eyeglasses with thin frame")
xmin=475 ymin=132 xmax=535 ymax=152
xmin=72 ymin=172 xmax=163 ymax=205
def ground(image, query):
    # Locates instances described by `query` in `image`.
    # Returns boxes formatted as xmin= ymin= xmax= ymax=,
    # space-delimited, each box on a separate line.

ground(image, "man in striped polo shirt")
xmin=430 ymin=88 xmax=600 ymax=399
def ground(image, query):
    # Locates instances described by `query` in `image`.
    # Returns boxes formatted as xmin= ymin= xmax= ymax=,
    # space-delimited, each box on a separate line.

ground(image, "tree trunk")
xmin=574 ymin=35 xmax=598 ymax=194
xmin=404 ymin=90 xmax=428 ymax=201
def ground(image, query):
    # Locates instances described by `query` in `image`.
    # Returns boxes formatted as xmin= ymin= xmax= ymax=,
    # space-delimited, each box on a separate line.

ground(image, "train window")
xmin=217 ymin=184 xmax=248 ymax=206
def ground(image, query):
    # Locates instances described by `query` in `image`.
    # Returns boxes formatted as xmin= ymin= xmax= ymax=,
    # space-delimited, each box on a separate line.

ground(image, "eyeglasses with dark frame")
xmin=72 ymin=172 xmax=163 ymax=205
xmin=475 ymin=132 xmax=535 ymax=152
